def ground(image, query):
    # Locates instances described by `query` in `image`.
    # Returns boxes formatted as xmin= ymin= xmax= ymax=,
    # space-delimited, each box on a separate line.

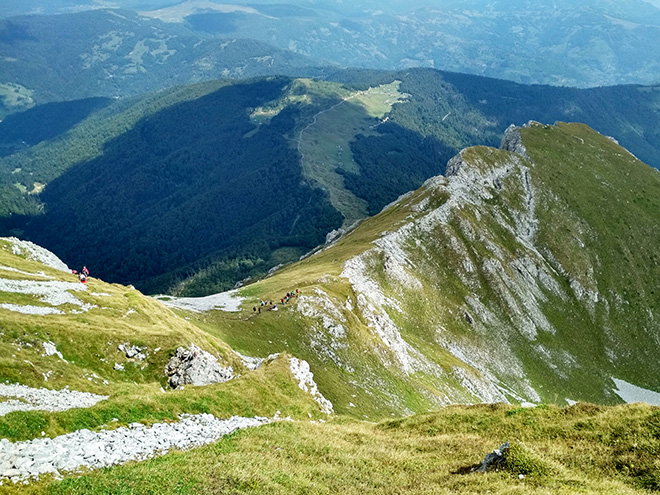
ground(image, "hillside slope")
xmin=184 ymin=122 xmax=660 ymax=419
xmin=2 ymin=124 xmax=660 ymax=493
xmin=0 ymin=236 xmax=329 ymax=445
xmin=3 ymin=71 xmax=660 ymax=295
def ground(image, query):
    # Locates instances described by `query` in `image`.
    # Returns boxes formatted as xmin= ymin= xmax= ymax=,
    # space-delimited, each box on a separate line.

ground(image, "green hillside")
xmin=4 ymin=403 xmax=660 ymax=494
xmin=0 ymin=236 xmax=328 ymax=448
xmin=176 ymin=122 xmax=660 ymax=419
xmin=2 ymin=70 xmax=660 ymax=296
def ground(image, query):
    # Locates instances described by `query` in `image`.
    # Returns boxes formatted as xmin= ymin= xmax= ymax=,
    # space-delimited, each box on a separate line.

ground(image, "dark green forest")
xmin=22 ymin=79 xmax=342 ymax=295
xmin=341 ymin=123 xmax=454 ymax=215
xmin=0 ymin=97 xmax=112 ymax=156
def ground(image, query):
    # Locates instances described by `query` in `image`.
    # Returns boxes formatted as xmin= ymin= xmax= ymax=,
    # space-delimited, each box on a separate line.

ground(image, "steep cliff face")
xmin=255 ymin=121 xmax=660 ymax=414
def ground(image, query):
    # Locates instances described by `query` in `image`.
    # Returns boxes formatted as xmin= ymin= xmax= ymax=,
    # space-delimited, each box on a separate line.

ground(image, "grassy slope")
xmin=522 ymin=123 xmax=660 ymax=391
xmin=191 ymin=185 xmax=439 ymax=419
xmin=295 ymin=79 xmax=407 ymax=226
xmin=183 ymin=122 xmax=660 ymax=420
xmin=0 ymin=239 xmax=325 ymax=442
xmin=5 ymin=403 xmax=659 ymax=494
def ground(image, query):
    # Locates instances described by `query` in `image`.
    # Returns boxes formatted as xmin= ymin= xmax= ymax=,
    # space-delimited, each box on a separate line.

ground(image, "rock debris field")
xmin=0 ymin=384 xmax=108 ymax=416
xmin=0 ymin=413 xmax=269 ymax=484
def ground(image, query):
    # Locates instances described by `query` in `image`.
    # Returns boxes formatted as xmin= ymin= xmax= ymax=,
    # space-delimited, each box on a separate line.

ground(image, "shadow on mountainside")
xmin=22 ymin=78 xmax=344 ymax=294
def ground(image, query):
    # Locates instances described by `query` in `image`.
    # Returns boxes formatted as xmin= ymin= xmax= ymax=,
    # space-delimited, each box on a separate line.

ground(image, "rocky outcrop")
xmin=118 ymin=343 xmax=146 ymax=361
xmin=444 ymin=150 xmax=468 ymax=177
xmin=289 ymin=357 xmax=333 ymax=414
xmin=164 ymin=344 xmax=233 ymax=389
xmin=3 ymin=237 xmax=69 ymax=273
xmin=477 ymin=442 xmax=510 ymax=472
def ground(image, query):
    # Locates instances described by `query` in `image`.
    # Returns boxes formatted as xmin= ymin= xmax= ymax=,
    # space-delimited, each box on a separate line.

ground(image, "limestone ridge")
xmin=337 ymin=125 xmax=550 ymax=404
xmin=307 ymin=121 xmax=660 ymax=408
xmin=500 ymin=123 xmax=532 ymax=160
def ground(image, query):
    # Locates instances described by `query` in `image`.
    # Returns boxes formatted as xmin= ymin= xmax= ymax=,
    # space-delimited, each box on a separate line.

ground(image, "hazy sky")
xmin=3 ymin=0 xmax=660 ymax=18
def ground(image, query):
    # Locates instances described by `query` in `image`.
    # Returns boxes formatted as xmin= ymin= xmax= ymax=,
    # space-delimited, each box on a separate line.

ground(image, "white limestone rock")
xmin=289 ymin=357 xmax=333 ymax=414
xmin=164 ymin=344 xmax=233 ymax=389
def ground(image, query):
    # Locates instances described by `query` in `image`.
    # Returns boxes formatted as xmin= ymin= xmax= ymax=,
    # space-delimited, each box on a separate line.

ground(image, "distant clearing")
xmin=297 ymin=80 xmax=407 ymax=226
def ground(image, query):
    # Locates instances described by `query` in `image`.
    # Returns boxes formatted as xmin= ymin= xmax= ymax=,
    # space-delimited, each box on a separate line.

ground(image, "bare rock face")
xmin=164 ymin=344 xmax=233 ymax=389
xmin=500 ymin=123 xmax=531 ymax=158
xmin=118 ymin=343 xmax=146 ymax=361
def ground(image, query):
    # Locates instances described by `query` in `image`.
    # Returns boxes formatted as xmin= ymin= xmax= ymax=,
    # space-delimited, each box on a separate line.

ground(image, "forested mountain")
xmin=140 ymin=0 xmax=660 ymax=87
xmin=3 ymin=0 xmax=660 ymax=120
xmin=2 ymin=69 xmax=660 ymax=294
xmin=0 ymin=8 xmax=328 ymax=117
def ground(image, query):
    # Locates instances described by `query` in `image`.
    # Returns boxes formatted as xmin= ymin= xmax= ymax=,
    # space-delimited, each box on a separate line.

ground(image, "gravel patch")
xmin=0 ymin=414 xmax=269 ymax=483
xmin=0 ymin=384 xmax=108 ymax=417
xmin=0 ymin=278 xmax=94 ymax=314
xmin=157 ymin=290 xmax=244 ymax=313
xmin=0 ymin=304 xmax=62 ymax=315
xmin=0 ymin=266 xmax=53 ymax=279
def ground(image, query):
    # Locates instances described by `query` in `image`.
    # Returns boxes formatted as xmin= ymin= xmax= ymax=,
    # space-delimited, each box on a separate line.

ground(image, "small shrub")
xmin=502 ymin=443 xmax=555 ymax=477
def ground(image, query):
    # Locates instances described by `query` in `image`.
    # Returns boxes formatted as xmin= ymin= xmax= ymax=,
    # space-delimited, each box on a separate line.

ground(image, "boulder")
xmin=477 ymin=442 xmax=510 ymax=472
xmin=118 ymin=343 xmax=146 ymax=360
xmin=164 ymin=344 xmax=233 ymax=389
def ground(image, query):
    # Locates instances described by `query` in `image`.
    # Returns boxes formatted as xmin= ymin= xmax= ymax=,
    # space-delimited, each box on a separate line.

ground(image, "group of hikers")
xmin=253 ymin=289 xmax=299 ymax=314
xmin=72 ymin=265 xmax=90 ymax=283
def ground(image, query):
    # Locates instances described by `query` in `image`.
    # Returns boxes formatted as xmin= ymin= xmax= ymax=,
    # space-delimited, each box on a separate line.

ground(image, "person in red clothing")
xmin=82 ymin=266 xmax=89 ymax=277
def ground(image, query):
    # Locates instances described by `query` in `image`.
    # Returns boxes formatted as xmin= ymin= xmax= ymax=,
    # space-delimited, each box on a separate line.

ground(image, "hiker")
xmin=82 ymin=266 xmax=89 ymax=277
xmin=79 ymin=272 xmax=87 ymax=284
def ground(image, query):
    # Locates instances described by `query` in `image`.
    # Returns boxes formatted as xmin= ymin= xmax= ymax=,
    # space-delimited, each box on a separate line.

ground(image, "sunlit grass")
xmin=6 ymin=402 xmax=658 ymax=494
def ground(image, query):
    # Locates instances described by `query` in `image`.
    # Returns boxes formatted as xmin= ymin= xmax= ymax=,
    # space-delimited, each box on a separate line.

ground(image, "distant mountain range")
xmin=141 ymin=0 xmax=660 ymax=87
xmin=1 ymin=69 xmax=659 ymax=295
xmin=2 ymin=0 xmax=660 ymax=119
xmin=0 ymin=8 xmax=330 ymax=117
